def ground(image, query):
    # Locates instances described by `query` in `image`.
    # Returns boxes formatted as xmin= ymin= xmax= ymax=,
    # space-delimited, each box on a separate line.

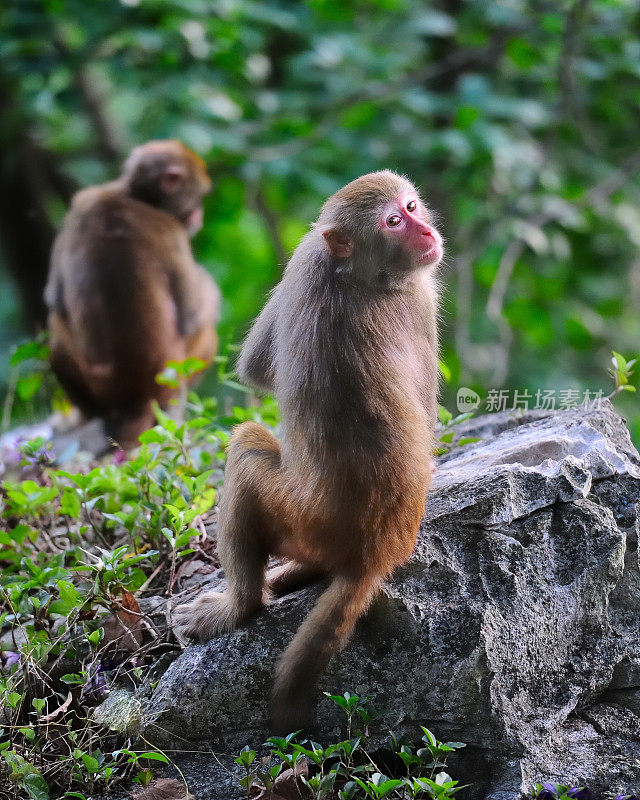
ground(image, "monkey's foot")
xmin=174 ymin=591 xmax=250 ymax=641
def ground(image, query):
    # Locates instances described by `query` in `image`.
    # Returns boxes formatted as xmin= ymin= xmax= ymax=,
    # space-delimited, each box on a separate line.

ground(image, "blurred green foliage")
xmin=0 ymin=0 xmax=638 ymax=438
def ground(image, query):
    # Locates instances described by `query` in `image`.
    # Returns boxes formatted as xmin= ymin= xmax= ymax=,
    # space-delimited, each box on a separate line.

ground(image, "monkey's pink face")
xmin=380 ymin=194 xmax=443 ymax=267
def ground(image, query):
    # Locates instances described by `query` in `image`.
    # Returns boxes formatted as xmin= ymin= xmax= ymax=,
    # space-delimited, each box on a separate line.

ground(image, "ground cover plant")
xmin=0 ymin=362 xmax=279 ymax=799
xmin=233 ymin=691 xmax=467 ymax=800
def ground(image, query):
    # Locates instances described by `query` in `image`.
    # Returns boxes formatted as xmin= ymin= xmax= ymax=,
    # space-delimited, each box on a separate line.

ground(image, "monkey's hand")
xmin=174 ymin=590 xmax=251 ymax=641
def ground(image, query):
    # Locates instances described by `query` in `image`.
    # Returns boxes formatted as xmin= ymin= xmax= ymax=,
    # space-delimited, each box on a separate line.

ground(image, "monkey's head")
xmin=122 ymin=140 xmax=212 ymax=236
xmin=318 ymin=170 xmax=443 ymax=280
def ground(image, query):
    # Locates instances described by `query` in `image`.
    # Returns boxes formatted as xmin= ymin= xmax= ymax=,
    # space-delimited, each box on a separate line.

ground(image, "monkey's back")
xmin=51 ymin=189 xmax=187 ymax=404
xmin=272 ymin=235 xmax=439 ymax=573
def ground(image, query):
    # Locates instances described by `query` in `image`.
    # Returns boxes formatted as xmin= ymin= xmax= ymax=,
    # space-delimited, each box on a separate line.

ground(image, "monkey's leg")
xmin=49 ymin=314 xmax=102 ymax=418
xmin=266 ymin=561 xmax=324 ymax=598
xmin=175 ymin=421 xmax=282 ymax=640
xmin=271 ymin=572 xmax=382 ymax=731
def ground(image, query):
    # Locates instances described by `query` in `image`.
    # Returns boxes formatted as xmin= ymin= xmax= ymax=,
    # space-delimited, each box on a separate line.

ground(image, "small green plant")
xmin=156 ymin=356 xmax=210 ymax=422
xmin=434 ymin=361 xmax=480 ymax=457
xmin=1 ymin=336 xmax=64 ymax=434
xmin=434 ymin=406 xmax=480 ymax=456
xmin=156 ymin=357 xmax=209 ymax=391
xmin=607 ymin=351 xmax=636 ymax=398
xmin=234 ymin=692 xmax=467 ymax=800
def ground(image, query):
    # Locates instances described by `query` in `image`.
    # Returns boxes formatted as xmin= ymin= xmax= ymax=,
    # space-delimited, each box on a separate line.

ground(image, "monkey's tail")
xmin=271 ymin=572 xmax=381 ymax=731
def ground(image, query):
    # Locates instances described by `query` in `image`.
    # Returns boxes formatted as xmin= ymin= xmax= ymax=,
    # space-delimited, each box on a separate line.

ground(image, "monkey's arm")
xmin=235 ymin=290 xmax=280 ymax=392
xmin=167 ymin=253 xmax=220 ymax=338
xmin=43 ymin=235 xmax=67 ymax=317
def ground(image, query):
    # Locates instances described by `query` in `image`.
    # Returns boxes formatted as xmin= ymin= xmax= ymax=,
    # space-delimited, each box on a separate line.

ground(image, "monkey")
xmin=44 ymin=140 xmax=220 ymax=449
xmin=176 ymin=170 xmax=443 ymax=729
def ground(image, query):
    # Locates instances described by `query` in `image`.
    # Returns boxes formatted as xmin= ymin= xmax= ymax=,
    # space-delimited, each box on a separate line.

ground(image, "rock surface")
xmin=114 ymin=402 xmax=640 ymax=798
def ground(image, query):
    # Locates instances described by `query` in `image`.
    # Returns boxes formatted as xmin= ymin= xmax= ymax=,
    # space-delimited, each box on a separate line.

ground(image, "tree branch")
xmin=246 ymin=181 xmax=289 ymax=270
xmin=53 ymin=34 xmax=127 ymax=164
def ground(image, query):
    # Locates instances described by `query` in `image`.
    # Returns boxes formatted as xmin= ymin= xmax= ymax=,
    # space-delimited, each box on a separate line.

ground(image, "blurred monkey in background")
xmin=45 ymin=140 xmax=220 ymax=448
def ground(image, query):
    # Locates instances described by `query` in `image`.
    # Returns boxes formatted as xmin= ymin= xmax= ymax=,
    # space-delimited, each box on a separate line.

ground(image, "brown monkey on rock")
xmin=45 ymin=140 xmax=220 ymax=449
xmin=176 ymin=171 xmax=443 ymax=729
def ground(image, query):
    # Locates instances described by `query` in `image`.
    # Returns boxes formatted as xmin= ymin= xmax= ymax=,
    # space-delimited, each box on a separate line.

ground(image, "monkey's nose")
xmin=422 ymin=228 xmax=435 ymax=239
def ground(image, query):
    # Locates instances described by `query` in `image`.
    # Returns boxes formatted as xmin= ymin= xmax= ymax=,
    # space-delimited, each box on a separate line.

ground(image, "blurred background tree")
xmin=0 ymin=0 xmax=638 ymax=439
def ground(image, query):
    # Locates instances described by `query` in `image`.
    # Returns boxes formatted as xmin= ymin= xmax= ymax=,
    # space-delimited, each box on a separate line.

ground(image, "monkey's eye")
xmin=386 ymin=214 xmax=402 ymax=227
xmin=406 ymin=200 xmax=417 ymax=213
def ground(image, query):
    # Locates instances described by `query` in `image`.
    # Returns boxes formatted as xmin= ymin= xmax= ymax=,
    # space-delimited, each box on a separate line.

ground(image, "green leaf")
xmin=32 ymin=698 xmax=46 ymax=714
xmin=56 ymin=472 xmax=91 ymax=490
xmin=612 ymin=351 xmax=627 ymax=371
xmin=137 ymin=751 xmax=169 ymax=763
xmin=6 ymin=490 xmax=27 ymax=507
xmin=451 ymin=412 xmax=475 ymax=425
xmin=155 ymin=367 xmax=180 ymax=388
xmin=22 ymin=772 xmax=50 ymax=800
xmin=59 ymin=489 xmax=81 ymax=518
xmin=136 ymin=769 xmax=153 ymax=787
xmin=10 ymin=341 xmax=48 ymax=367
xmin=86 ymin=628 xmax=104 ymax=646
xmin=340 ymin=781 xmax=358 ymax=800
xmin=16 ymin=374 xmax=43 ymax=401
xmin=57 ymin=580 xmax=81 ymax=607
xmin=137 ymin=428 xmax=167 ymax=444
xmin=235 ymin=746 xmax=256 ymax=768
xmin=421 ymin=726 xmax=438 ymax=746
xmin=6 ymin=692 xmax=23 ymax=707
xmin=60 ymin=674 xmax=85 ymax=685
xmin=81 ymin=753 xmax=100 ymax=773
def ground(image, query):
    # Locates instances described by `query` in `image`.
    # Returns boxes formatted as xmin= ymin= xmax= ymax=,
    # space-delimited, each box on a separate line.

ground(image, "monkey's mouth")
xmin=416 ymin=242 xmax=442 ymax=266
xmin=183 ymin=207 xmax=204 ymax=235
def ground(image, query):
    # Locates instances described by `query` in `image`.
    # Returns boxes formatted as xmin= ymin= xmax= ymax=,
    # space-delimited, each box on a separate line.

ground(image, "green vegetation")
xmin=0 ymin=386 xmax=276 ymax=798
xmin=0 ymin=0 xmax=638 ymax=439
xmin=234 ymin=691 xmax=467 ymax=800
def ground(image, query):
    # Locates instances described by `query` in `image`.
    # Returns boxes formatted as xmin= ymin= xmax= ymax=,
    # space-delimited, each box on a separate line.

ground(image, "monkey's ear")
xmin=322 ymin=228 xmax=353 ymax=258
xmin=160 ymin=165 xmax=185 ymax=194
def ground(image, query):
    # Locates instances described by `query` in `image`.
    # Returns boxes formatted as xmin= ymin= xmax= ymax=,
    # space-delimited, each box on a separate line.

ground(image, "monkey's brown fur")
xmin=45 ymin=140 xmax=220 ymax=448
xmin=176 ymin=171 xmax=442 ymax=728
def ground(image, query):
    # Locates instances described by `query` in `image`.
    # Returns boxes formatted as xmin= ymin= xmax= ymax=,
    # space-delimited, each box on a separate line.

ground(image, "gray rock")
xmin=100 ymin=401 xmax=640 ymax=798
xmin=92 ymin=688 xmax=144 ymax=736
